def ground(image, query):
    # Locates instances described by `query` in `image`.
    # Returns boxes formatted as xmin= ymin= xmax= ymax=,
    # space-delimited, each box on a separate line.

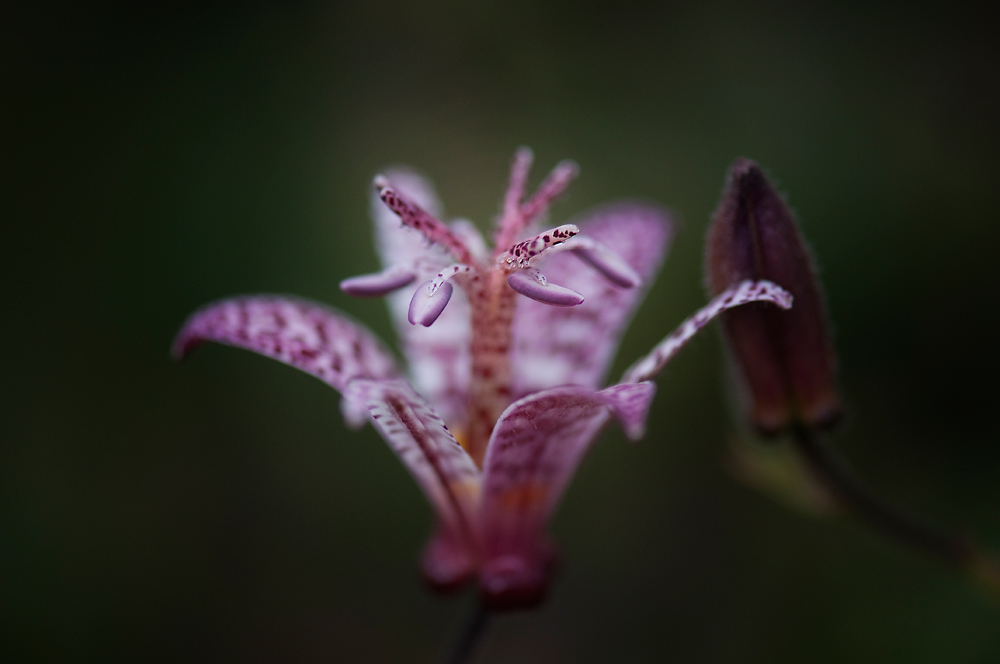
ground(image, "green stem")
xmin=444 ymin=604 xmax=490 ymax=664
xmin=790 ymin=425 xmax=973 ymax=565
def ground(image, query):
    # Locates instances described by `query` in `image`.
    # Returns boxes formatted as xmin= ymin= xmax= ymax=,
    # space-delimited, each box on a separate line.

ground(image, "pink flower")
xmin=173 ymin=149 xmax=792 ymax=610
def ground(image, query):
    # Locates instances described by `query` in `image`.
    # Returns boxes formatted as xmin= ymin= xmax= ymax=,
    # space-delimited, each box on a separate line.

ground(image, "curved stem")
xmin=790 ymin=425 xmax=972 ymax=564
xmin=444 ymin=604 xmax=491 ymax=664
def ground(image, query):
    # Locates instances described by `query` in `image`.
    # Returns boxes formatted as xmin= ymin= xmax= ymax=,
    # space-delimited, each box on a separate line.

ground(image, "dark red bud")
xmin=706 ymin=158 xmax=842 ymax=435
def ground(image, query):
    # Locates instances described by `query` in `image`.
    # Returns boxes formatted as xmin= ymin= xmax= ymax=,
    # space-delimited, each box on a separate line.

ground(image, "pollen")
xmin=451 ymin=424 xmax=471 ymax=453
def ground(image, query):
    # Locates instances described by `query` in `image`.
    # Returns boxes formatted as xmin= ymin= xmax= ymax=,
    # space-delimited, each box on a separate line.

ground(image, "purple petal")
xmin=421 ymin=527 xmax=478 ymax=593
xmin=599 ymin=382 xmax=657 ymax=440
xmin=339 ymin=267 xmax=416 ymax=297
xmin=449 ymin=219 xmax=490 ymax=263
xmin=347 ymin=378 xmax=481 ymax=587
xmin=340 ymin=395 xmax=370 ymax=430
xmin=622 ymin=279 xmax=794 ymax=384
xmin=476 ymin=383 xmax=657 ymax=609
xmin=408 ymin=280 xmax=454 ymax=327
xmin=511 ymin=203 xmax=673 ymax=397
xmin=507 ymin=271 xmax=584 ymax=306
xmin=173 ymin=295 xmax=400 ymax=394
xmin=371 ymin=170 xmax=472 ymax=428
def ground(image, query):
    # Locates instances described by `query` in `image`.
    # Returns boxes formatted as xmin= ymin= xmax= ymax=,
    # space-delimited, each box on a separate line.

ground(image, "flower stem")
xmin=790 ymin=425 xmax=1000 ymax=596
xmin=791 ymin=424 xmax=972 ymax=563
xmin=444 ymin=604 xmax=491 ymax=664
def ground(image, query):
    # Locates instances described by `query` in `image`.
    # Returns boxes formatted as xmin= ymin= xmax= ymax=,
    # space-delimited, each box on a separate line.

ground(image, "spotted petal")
xmin=172 ymin=296 xmax=401 ymax=425
xmin=621 ymin=279 xmax=793 ymax=384
xmin=372 ymin=169 xmax=472 ymax=428
xmin=347 ymin=378 xmax=482 ymax=590
xmin=476 ymin=382 xmax=657 ymax=608
xmin=511 ymin=203 xmax=672 ymax=397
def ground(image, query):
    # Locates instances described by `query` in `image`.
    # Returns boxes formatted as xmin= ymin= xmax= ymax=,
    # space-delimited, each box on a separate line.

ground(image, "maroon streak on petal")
xmin=622 ymin=279 xmax=792 ymax=384
xmin=477 ymin=383 xmax=657 ymax=609
xmin=347 ymin=379 xmax=481 ymax=589
xmin=511 ymin=203 xmax=672 ymax=397
xmin=340 ymin=267 xmax=416 ymax=297
xmin=408 ymin=280 xmax=454 ymax=327
xmin=172 ymin=295 xmax=400 ymax=391
xmin=507 ymin=271 xmax=584 ymax=307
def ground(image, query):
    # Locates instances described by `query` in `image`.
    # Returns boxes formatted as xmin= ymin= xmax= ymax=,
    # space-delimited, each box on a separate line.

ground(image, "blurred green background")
xmin=4 ymin=1 xmax=1000 ymax=661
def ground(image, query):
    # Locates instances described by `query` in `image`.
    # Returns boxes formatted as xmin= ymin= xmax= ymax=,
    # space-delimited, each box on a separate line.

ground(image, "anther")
xmin=427 ymin=264 xmax=474 ymax=292
xmin=562 ymin=237 xmax=642 ymax=288
xmin=408 ymin=280 xmax=455 ymax=327
xmin=340 ymin=267 xmax=417 ymax=298
xmin=508 ymin=269 xmax=584 ymax=307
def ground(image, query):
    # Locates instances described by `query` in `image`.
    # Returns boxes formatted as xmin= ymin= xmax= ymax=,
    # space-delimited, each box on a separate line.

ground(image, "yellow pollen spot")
xmin=451 ymin=425 xmax=470 ymax=454
xmin=448 ymin=479 xmax=482 ymax=504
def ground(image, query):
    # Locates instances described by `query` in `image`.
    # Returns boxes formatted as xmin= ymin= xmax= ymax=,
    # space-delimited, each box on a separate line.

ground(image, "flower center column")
xmin=466 ymin=267 xmax=517 ymax=467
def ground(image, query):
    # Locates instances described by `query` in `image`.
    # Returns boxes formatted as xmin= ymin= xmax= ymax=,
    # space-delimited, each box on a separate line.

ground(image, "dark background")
xmin=4 ymin=1 xmax=1000 ymax=661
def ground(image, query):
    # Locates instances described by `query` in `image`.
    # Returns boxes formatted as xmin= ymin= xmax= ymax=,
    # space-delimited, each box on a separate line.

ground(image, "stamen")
xmin=495 ymin=148 xmax=535 ymax=251
xmin=518 ymin=160 xmax=579 ymax=226
xmin=375 ymin=176 xmax=476 ymax=266
xmin=502 ymin=225 xmax=580 ymax=269
xmin=408 ymin=280 xmax=455 ymax=327
xmin=508 ymin=269 xmax=584 ymax=307
xmin=427 ymin=263 xmax=475 ymax=292
xmin=503 ymin=147 xmax=534 ymax=220
xmin=340 ymin=266 xmax=417 ymax=297
xmin=562 ymin=236 xmax=643 ymax=288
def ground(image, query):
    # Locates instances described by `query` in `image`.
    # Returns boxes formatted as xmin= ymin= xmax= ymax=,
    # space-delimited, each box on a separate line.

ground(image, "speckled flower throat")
xmin=342 ymin=149 xmax=644 ymax=466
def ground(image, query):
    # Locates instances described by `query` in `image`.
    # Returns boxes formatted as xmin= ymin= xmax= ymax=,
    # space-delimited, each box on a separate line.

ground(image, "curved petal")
xmin=621 ymin=279 xmax=793 ymax=384
xmin=372 ymin=169 xmax=472 ymax=427
xmin=477 ymin=382 xmax=657 ymax=609
xmin=510 ymin=202 xmax=673 ymax=397
xmin=173 ymin=295 xmax=401 ymax=390
xmin=347 ymin=379 xmax=482 ymax=591
xmin=173 ymin=296 xmax=403 ymax=433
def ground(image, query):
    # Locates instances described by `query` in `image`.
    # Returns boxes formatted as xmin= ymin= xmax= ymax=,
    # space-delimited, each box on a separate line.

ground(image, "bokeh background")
xmin=4 ymin=1 xmax=1000 ymax=661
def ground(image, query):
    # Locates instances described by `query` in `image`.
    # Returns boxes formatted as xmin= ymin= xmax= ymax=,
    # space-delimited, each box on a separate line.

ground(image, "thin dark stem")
xmin=444 ymin=604 xmax=490 ymax=664
xmin=790 ymin=425 xmax=973 ymax=566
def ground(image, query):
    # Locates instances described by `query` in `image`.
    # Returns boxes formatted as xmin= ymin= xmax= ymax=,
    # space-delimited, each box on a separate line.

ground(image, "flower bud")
xmin=705 ymin=158 xmax=842 ymax=434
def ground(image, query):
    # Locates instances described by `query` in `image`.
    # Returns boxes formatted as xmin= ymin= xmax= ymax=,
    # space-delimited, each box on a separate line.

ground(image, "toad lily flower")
xmin=173 ymin=149 xmax=792 ymax=610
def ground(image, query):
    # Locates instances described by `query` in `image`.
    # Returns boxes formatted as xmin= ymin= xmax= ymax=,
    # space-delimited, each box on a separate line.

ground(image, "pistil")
xmin=466 ymin=268 xmax=517 ymax=466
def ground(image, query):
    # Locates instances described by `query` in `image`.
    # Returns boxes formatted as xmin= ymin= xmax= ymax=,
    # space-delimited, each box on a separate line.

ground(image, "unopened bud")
xmin=706 ymin=158 xmax=842 ymax=434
